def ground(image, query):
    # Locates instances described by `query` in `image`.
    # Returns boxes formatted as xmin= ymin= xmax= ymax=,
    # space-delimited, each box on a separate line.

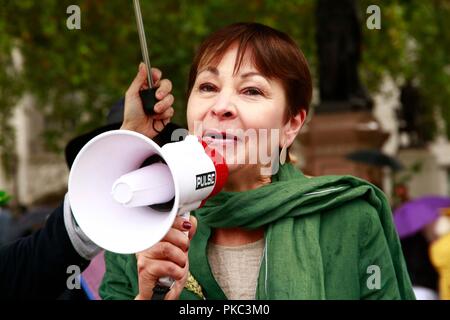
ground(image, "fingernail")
xmin=182 ymin=221 xmax=192 ymax=230
xmin=158 ymin=91 xmax=165 ymax=98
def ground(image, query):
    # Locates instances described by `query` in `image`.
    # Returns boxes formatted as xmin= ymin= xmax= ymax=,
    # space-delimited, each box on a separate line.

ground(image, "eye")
xmin=242 ymin=87 xmax=263 ymax=96
xmin=198 ymin=83 xmax=217 ymax=92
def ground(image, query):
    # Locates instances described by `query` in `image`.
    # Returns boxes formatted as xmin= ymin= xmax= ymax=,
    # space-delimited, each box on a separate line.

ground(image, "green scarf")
xmin=189 ymin=163 xmax=413 ymax=299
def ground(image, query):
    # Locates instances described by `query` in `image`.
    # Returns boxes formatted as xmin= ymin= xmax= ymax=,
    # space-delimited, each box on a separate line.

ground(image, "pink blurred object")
xmin=81 ymin=251 xmax=105 ymax=300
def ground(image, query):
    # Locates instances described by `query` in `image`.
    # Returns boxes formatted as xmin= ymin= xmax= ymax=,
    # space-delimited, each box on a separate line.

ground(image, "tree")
xmin=1 ymin=0 xmax=449 ymax=181
xmin=359 ymin=0 xmax=450 ymax=140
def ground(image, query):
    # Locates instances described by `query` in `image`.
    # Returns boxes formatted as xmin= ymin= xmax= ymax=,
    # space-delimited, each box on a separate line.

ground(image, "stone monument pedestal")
xmin=298 ymin=111 xmax=389 ymax=188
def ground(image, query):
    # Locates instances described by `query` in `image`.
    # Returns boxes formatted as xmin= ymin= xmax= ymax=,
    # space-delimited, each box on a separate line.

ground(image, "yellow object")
xmin=184 ymin=272 xmax=205 ymax=300
xmin=430 ymin=233 xmax=450 ymax=300
xmin=440 ymin=207 xmax=450 ymax=216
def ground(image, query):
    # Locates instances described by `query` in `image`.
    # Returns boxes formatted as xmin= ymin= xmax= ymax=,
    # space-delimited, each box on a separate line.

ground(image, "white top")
xmin=412 ymin=286 xmax=439 ymax=300
xmin=207 ymin=238 xmax=265 ymax=300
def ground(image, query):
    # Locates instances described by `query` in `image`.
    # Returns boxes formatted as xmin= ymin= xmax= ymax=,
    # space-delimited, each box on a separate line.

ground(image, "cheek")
xmin=186 ymin=96 xmax=202 ymax=132
xmin=186 ymin=107 xmax=194 ymax=132
xmin=240 ymin=110 xmax=283 ymax=152
xmin=247 ymin=106 xmax=285 ymax=153
xmin=241 ymin=104 xmax=284 ymax=131
xmin=242 ymin=90 xmax=286 ymax=131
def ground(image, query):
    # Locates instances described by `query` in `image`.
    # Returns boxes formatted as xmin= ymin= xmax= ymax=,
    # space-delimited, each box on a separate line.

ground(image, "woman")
xmin=100 ymin=22 xmax=415 ymax=300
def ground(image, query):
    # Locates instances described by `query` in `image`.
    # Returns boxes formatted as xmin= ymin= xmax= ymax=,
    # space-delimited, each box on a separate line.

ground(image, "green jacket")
xmin=99 ymin=169 xmax=415 ymax=300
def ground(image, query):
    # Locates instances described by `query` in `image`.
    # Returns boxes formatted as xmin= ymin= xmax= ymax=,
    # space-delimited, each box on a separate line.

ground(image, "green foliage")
xmin=0 ymin=0 xmax=449 ymax=179
xmin=394 ymin=160 xmax=424 ymax=186
xmin=391 ymin=160 xmax=423 ymax=208
xmin=0 ymin=190 xmax=12 ymax=207
xmin=360 ymin=0 xmax=450 ymax=139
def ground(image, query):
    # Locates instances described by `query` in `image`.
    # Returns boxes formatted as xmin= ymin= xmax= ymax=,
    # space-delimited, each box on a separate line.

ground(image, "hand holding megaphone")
xmin=134 ymin=215 xmax=197 ymax=300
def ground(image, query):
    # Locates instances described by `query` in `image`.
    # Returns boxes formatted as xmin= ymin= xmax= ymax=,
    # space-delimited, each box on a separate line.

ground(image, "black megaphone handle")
xmin=139 ymin=88 xmax=157 ymax=116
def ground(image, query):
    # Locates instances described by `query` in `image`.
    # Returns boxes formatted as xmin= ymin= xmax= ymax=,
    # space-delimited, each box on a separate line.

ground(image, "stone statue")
xmin=316 ymin=0 xmax=373 ymax=112
xmin=398 ymin=80 xmax=428 ymax=147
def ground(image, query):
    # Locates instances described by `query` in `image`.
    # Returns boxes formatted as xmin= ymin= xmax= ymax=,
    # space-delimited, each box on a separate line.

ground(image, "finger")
xmin=143 ymin=259 xmax=185 ymax=281
xmin=146 ymin=242 xmax=187 ymax=268
xmin=153 ymin=94 xmax=174 ymax=113
xmin=162 ymin=227 xmax=190 ymax=252
xmin=171 ymin=215 xmax=193 ymax=232
xmin=161 ymin=118 xmax=171 ymax=127
xmin=140 ymin=81 xmax=149 ymax=91
xmin=170 ymin=215 xmax=196 ymax=243
xmin=151 ymin=68 xmax=162 ymax=87
xmin=127 ymin=63 xmax=148 ymax=96
xmin=156 ymin=79 xmax=173 ymax=100
xmin=188 ymin=216 xmax=197 ymax=240
xmin=153 ymin=107 xmax=174 ymax=121
xmin=152 ymin=120 xmax=166 ymax=134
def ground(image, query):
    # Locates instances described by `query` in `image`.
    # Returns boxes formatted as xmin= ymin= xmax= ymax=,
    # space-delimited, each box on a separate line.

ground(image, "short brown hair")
xmin=187 ymin=22 xmax=312 ymax=120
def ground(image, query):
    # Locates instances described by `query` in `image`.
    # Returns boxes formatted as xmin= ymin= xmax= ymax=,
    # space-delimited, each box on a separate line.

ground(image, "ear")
xmin=282 ymin=109 xmax=307 ymax=147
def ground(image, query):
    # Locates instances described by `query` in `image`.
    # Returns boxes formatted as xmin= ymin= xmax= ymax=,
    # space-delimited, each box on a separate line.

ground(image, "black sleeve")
xmin=0 ymin=201 xmax=90 ymax=299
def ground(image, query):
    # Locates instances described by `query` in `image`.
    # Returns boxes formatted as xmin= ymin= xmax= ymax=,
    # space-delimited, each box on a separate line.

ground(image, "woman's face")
xmin=187 ymin=46 xmax=292 ymax=174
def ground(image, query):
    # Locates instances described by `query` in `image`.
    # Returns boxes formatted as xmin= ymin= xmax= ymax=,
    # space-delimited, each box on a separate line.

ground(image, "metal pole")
xmin=133 ymin=0 xmax=154 ymax=88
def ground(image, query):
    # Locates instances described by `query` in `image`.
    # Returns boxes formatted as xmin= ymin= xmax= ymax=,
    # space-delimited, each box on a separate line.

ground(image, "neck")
xmin=212 ymin=165 xmax=269 ymax=246
xmin=224 ymin=165 xmax=271 ymax=192
xmin=210 ymin=227 xmax=265 ymax=246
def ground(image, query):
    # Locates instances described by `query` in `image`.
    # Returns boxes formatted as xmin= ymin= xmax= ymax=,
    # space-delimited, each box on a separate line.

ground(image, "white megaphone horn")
xmin=68 ymin=130 xmax=228 ymax=288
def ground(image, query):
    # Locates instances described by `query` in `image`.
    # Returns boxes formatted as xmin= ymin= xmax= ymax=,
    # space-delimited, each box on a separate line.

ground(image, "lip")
xmin=202 ymin=129 xmax=241 ymax=143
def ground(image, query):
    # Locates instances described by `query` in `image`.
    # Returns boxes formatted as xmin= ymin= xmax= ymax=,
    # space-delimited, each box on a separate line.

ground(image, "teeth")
xmin=203 ymin=131 xmax=238 ymax=141
xmin=205 ymin=136 xmax=233 ymax=140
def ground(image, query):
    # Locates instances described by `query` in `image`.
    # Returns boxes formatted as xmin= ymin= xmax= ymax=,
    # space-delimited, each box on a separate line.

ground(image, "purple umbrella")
xmin=393 ymin=196 xmax=450 ymax=239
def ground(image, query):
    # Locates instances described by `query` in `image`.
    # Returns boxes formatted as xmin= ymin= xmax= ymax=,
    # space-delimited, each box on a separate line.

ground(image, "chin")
xmin=224 ymin=162 xmax=241 ymax=174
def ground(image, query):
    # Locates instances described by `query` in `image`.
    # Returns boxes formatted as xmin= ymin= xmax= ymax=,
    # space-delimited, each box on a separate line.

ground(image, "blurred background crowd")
xmin=0 ymin=0 xmax=449 ymax=300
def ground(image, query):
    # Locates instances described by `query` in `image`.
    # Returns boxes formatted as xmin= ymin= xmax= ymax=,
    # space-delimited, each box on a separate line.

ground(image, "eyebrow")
xmin=198 ymin=66 xmax=219 ymax=76
xmin=239 ymin=72 xmax=264 ymax=79
xmin=198 ymin=67 xmax=264 ymax=79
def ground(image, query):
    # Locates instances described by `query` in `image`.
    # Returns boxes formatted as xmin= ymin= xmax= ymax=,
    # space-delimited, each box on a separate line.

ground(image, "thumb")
xmin=128 ymin=63 xmax=148 ymax=94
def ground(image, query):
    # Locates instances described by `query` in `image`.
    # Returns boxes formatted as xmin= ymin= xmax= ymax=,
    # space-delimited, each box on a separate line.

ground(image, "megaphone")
xmin=68 ymin=129 xmax=227 ymax=257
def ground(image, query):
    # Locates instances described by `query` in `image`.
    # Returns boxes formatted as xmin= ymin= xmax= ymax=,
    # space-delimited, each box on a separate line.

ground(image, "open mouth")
xmin=202 ymin=129 xmax=241 ymax=143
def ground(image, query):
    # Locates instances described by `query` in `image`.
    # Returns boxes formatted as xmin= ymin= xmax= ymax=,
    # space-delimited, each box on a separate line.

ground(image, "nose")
xmin=210 ymin=92 xmax=237 ymax=120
